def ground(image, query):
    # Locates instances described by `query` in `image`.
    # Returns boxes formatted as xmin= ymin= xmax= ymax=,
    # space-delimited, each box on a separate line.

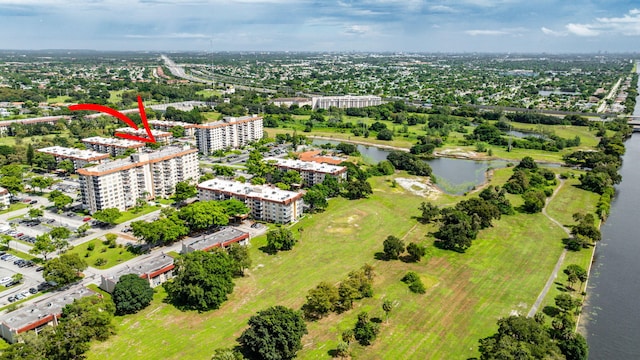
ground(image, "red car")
xmin=14 ymin=233 xmax=24 ymax=238
xmin=83 ymin=217 xmax=91 ymax=222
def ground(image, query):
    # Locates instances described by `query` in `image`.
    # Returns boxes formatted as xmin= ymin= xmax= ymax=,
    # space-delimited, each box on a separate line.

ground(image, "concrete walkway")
xmin=527 ymin=178 xmax=571 ymax=317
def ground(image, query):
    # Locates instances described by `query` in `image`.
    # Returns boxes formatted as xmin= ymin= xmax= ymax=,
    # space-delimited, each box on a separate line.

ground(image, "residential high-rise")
xmin=77 ymin=145 xmax=199 ymax=213
xmin=311 ymin=95 xmax=382 ymax=110
xmin=195 ymin=115 xmax=263 ymax=155
xmin=265 ymin=157 xmax=347 ymax=186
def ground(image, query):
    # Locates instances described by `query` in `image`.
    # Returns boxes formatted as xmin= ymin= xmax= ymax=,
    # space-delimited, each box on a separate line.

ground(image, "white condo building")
xmin=265 ymin=158 xmax=347 ymax=187
xmin=197 ymin=179 xmax=304 ymax=224
xmin=77 ymin=145 xmax=199 ymax=213
xmin=195 ymin=115 xmax=263 ymax=155
xmin=82 ymin=136 xmax=144 ymax=156
xmin=36 ymin=146 xmax=110 ymax=170
xmin=311 ymin=95 xmax=382 ymax=110
xmin=148 ymin=120 xmax=197 ymax=137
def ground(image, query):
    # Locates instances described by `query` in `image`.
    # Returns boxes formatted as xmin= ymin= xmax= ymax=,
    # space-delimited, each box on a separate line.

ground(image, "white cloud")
xmin=429 ymin=5 xmax=456 ymax=13
xmin=466 ymin=29 xmax=509 ymax=36
xmin=126 ymin=32 xmax=208 ymax=39
xmin=344 ymin=24 xmax=372 ymax=35
xmin=541 ymin=27 xmax=566 ymax=36
xmin=566 ymin=23 xmax=599 ymax=37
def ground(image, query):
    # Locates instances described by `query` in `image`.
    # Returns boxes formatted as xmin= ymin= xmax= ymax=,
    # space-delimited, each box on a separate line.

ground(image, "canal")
xmin=582 ymin=65 xmax=640 ymax=359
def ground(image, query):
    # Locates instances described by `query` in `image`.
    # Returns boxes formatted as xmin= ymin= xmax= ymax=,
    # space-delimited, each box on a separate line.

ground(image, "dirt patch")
xmin=434 ymin=148 xmax=481 ymax=159
xmin=395 ymin=177 xmax=441 ymax=200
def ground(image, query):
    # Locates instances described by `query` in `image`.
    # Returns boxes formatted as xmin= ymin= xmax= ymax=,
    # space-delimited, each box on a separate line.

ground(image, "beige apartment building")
xmin=265 ymin=157 xmax=347 ymax=186
xmin=77 ymin=145 xmax=199 ymax=213
xmin=197 ymin=179 xmax=304 ymax=224
xmin=195 ymin=115 xmax=263 ymax=155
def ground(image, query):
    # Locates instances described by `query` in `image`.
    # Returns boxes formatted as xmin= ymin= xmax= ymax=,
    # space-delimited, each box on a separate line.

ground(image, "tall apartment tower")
xmin=195 ymin=115 xmax=263 ymax=155
xmin=77 ymin=145 xmax=199 ymax=213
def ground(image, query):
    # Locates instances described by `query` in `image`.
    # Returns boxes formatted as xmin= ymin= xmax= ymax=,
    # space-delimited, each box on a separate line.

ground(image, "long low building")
xmin=195 ymin=115 xmax=263 ymax=155
xmin=198 ymin=179 xmax=304 ymax=224
xmin=266 ymin=157 xmax=347 ymax=186
xmin=149 ymin=120 xmax=197 ymax=137
xmin=82 ymin=136 xmax=145 ymax=156
xmin=115 ymin=127 xmax=173 ymax=144
xmin=100 ymin=253 xmax=175 ymax=293
xmin=182 ymin=227 xmax=250 ymax=253
xmin=0 ymin=287 xmax=96 ymax=343
xmin=37 ymin=146 xmax=110 ymax=169
xmin=311 ymin=95 xmax=382 ymax=110
xmin=77 ymin=145 xmax=199 ymax=213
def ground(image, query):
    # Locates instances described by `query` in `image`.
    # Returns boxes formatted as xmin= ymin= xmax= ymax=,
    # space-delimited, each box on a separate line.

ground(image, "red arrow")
xmin=68 ymin=95 xmax=156 ymax=143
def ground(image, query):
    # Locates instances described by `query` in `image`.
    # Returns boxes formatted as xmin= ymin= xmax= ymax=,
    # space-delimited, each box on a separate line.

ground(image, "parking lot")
xmin=0 ymin=250 xmax=45 ymax=306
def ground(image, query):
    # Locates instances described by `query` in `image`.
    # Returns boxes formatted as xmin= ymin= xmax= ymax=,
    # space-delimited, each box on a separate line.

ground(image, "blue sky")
xmin=1 ymin=0 xmax=639 ymax=52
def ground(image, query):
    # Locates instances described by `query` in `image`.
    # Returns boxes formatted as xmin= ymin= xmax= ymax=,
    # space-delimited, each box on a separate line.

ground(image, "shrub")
xmin=94 ymin=258 xmax=107 ymax=266
xmin=87 ymin=243 xmax=95 ymax=251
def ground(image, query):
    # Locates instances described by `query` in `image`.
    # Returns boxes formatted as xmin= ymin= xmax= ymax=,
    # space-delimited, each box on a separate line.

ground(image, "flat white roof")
xmin=37 ymin=146 xmax=110 ymax=161
xmin=198 ymin=178 xmax=302 ymax=203
xmin=115 ymin=128 xmax=172 ymax=137
xmin=82 ymin=136 xmax=144 ymax=148
xmin=265 ymin=157 xmax=346 ymax=174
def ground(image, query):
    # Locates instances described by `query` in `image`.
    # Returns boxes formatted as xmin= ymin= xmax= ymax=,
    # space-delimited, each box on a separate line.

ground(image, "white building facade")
xmin=195 ymin=115 xmax=263 ymax=155
xmin=265 ymin=158 xmax=347 ymax=187
xmin=311 ymin=95 xmax=382 ymax=110
xmin=197 ymin=179 xmax=304 ymax=224
xmin=77 ymin=146 xmax=199 ymax=213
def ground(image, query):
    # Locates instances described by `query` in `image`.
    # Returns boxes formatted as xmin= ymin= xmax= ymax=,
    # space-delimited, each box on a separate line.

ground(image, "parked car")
xmin=36 ymin=266 xmax=44 ymax=272
xmin=29 ymin=288 xmax=37 ymax=294
xmin=14 ymin=293 xmax=24 ymax=300
xmin=7 ymin=296 xmax=15 ymax=302
xmin=22 ymin=198 xmax=32 ymax=203
xmin=5 ymin=281 xmax=18 ymax=288
xmin=83 ymin=217 xmax=91 ymax=222
xmin=29 ymin=200 xmax=37 ymax=204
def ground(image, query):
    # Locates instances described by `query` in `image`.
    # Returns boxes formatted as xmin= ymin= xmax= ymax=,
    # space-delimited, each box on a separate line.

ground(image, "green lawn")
xmin=88 ymin=171 xmax=576 ymax=360
xmin=114 ymin=205 xmax=161 ymax=224
xmin=67 ymin=238 xmax=138 ymax=269
xmin=0 ymin=203 xmax=28 ymax=215
xmin=196 ymin=89 xmax=221 ymax=98
xmin=47 ymin=95 xmax=72 ymax=104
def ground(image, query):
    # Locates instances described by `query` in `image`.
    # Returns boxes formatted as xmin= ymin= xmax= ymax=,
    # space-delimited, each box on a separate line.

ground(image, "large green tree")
xmin=239 ymin=306 xmax=307 ymax=360
xmin=92 ymin=208 xmax=122 ymax=225
xmin=266 ymin=228 xmax=297 ymax=253
xmin=43 ymin=253 xmax=88 ymax=286
xmin=112 ymin=274 xmax=154 ymax=315
xmin=165 ymin=250 xmax=236 ymax=311
xmin=301 ymin=282 xmax=339 ymax=320
xmin=173 ymin=181 xmax=197 ymax=204
xmin=479 ymin=315 xmax=562 ymax=359
xmin=382 ymin=235 xmax=404 ymax=260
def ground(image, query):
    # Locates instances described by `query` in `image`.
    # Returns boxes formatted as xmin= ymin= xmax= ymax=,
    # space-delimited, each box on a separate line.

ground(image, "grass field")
xmin=67 ymin=237 xmax=138 ymax=269
xmin=0 ymin=203 xmax=28 ymax=215
xmin=113 ymin=205 xmax=161 ymax=224
xmin=87 ymin=168 xmax=581 ymax=360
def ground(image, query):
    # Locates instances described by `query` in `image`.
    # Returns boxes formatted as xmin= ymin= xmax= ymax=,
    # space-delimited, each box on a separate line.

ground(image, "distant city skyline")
xmin=1 ymin=1 xmax=639 ymax=53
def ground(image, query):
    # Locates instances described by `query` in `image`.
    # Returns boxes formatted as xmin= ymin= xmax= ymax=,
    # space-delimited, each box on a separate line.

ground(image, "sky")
xmin=1 ymin=0 xmax=640 ymax=53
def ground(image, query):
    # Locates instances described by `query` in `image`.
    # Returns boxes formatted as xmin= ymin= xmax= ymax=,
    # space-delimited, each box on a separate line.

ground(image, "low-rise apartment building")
xmin=149 ymin=120 xmax=197 ymax=137
xmin=195 ymin=115 xmax=263 ymax=155
xmin=77 ymin=145 xmax=199 ymax=213
xmin=114 ymin=127 xmax=173 ymax=144
xmin=266 ymin=157 xmax=347 ymax=186
xmin=198 ymin=179 xmax=304 ymax=224
xmin=36 ymin=146 xmax=110 ymax=170
xmin=181 ymin=227 xmax=250 ymax=253
xmin=99 ymin=254 xmax=175 ymax=293
xmin=0 ymin=287 xmax=96 ymax=343
xmin=82 ymin=136 xmax=144 ymax=156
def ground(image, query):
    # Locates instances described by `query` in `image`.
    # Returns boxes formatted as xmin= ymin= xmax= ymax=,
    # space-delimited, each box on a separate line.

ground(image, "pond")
xmin=311 ymin=139 xmax=509 ymax=195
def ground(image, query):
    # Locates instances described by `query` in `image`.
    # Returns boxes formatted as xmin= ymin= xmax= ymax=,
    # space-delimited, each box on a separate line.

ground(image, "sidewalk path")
xmin=527 ymin=177 xmax=570 ymax=317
